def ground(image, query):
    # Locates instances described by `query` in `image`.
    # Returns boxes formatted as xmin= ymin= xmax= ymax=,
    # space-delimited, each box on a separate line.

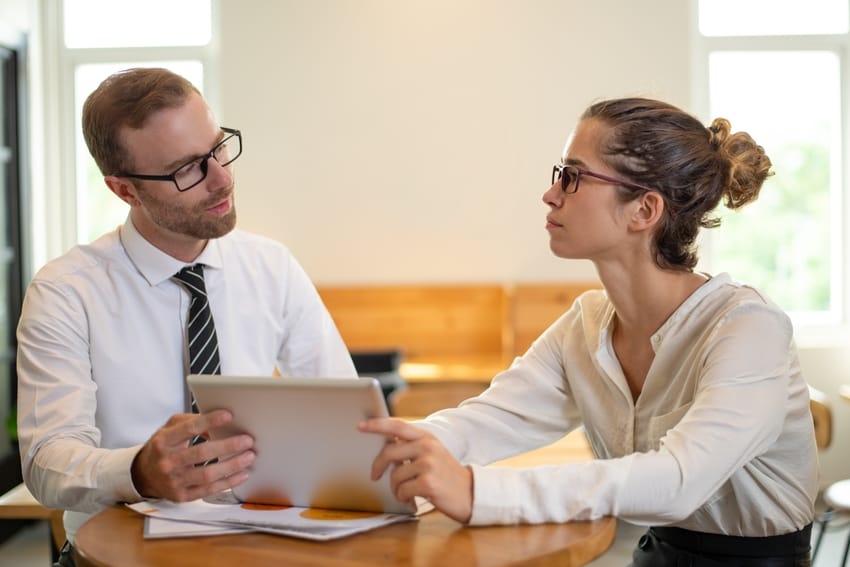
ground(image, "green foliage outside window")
xmin=713 ymin=141 xmax=831 ymax=312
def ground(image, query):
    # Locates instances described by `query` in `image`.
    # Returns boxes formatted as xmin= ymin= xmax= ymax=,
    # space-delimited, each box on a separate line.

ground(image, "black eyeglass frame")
xmin=114 ymin=127 xmax=242 ymax=192
xmin=551 ymin=163 xmax=654 ymax=195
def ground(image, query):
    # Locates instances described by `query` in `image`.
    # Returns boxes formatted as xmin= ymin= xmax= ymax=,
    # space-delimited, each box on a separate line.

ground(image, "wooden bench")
xmin=509 ymin=283 xmax=603 ymax=356
xmin=0 ymin=482 xmax=51 ymax=521
xmin=317 ymin=281 xmax=602 ymax=386
xmin=0 ymin=482 xmax=65 ymax=552
xmin=318 ymin=284 xmax=509 ymax=384
xmin=318 ymin=284 xmax=511 ymax=361
xmin=388 ymin=381 xmax=491 ymax=417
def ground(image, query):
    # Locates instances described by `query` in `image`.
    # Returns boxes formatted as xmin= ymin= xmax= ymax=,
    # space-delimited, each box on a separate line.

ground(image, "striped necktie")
xmin=173 ymin=264 xmax=221 ymax=414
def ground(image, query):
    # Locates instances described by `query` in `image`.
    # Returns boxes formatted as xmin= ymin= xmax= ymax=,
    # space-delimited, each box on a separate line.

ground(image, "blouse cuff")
xmin=467 ymin=464 xmax=520 ymax=525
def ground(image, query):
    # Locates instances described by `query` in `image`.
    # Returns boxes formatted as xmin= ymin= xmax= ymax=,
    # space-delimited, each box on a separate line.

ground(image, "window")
xmin=694 ymin=0 xmax=848 ymax=332
xmin=63 ymin=0 xmax=211 ymax=48
xmin=49 ymin=0 xmax=215 ymax=246
xmin=72 ymin=61 xmax=204 ymax=243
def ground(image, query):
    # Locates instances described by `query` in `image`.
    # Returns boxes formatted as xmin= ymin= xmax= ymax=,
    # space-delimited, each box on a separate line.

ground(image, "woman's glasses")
xmin=551 ymin=164 xmax=654 ymax=194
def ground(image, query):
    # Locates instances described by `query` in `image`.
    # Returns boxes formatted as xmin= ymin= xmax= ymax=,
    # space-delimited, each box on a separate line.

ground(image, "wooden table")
xmin=73 ymin=431 xmax=616 ymax=566
xmin=0 ymin=482 xmax=52 ymax=520
xmin=400 ymin=355 xmax=505 ymax=384
xmin=75 ymin=506 xmax=615 ymax=567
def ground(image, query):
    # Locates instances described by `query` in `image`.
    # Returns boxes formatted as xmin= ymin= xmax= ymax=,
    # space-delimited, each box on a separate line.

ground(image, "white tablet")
xmin=187 ymin=374 xmax=415 ymax=515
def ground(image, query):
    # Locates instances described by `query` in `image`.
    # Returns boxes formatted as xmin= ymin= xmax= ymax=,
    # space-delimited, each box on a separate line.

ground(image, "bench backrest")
xmin=509 ymin=283 xmax=602 ymax=357
xmin=317 ymin=284 xmax=511 ymax=361
xmin=317 ymin=282 xmax=602 ymax=364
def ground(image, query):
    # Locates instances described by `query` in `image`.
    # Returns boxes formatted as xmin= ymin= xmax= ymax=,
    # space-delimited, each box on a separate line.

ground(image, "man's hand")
xmin=131 ymin=409 xmax=255 ymax=502
xmin=358 ymin=417 xmax=473 ymax=523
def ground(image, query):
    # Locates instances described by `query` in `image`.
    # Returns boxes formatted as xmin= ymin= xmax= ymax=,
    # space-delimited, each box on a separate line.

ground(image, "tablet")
xmin=187 ymin=374 xmax=415 ymax=515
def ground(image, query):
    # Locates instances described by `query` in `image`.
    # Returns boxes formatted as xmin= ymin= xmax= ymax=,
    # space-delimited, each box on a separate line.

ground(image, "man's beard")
xmin=137 ymin=185 xmax=237 ymax=239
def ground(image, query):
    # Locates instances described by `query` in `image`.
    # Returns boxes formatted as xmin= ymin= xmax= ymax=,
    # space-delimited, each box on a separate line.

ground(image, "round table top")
xmin=74 ymin=505 xmax=617 ymax=567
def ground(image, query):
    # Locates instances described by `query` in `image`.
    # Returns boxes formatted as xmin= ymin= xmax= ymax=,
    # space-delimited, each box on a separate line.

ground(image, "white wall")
xmin=218 ymin=0 xmax=691 ymax=284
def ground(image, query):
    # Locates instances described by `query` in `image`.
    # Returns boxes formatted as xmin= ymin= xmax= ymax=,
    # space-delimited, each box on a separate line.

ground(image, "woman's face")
xmin=542 ymin=119 xmax=638 ymax=262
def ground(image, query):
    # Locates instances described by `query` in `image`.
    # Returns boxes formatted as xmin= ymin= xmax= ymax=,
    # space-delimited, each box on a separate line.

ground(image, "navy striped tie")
xmin=173 ymin=264 xmax=221 ymax=429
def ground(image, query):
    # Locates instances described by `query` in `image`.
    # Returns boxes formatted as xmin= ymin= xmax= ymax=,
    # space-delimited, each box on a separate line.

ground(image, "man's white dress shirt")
xmin=17 ymin=218 xmax=357 ymax=542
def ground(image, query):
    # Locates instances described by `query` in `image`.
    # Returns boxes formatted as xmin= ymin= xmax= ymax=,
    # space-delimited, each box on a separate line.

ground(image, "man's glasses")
xmin=116 ymin=127 xmax=243 ymax=192
xmin=551 ymin=164 xmax=654 ymax=194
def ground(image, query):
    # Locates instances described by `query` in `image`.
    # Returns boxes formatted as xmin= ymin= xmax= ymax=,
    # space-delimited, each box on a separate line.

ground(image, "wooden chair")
xmin=810 ymin=386 xmax=850 ymax=565
xmin=388 ymin=382 xmax=488 ymax=418
xmin=809 ymin=386 xmax=832 ymax=450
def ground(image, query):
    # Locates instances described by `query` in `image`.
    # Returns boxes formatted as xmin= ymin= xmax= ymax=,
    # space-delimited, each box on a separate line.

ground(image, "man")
xmin=16 ymin=67 xmax=356 ymax=564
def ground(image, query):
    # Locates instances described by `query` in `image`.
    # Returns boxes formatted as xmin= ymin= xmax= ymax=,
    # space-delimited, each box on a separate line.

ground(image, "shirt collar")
xmin=651 ymin=272 xmax=731 ymax=348
xmin=119 ymin=215 xmax=224 ymax=286
xmin=597 ymin=273 xmax=732 ymax=353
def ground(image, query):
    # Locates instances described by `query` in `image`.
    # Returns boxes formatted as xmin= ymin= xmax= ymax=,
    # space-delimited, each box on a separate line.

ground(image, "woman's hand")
xmin=359 ymin=417 xmax=473 ymax=523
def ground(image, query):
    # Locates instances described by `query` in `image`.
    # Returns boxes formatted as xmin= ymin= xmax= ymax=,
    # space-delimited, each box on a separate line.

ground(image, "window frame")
xmin=690 ymin=2 xmax=850 ymax=345
xmin=39 ymin=0 xmax=220 ymax=264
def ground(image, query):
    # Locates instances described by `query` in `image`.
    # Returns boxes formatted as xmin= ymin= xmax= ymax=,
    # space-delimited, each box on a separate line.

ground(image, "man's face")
xmin=119 ymin=93 xmax=237 ymax=246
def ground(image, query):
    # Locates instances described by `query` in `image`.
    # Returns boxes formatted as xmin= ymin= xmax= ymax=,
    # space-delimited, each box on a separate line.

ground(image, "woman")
xmin=360 ymin=97 xmax=817 ymax=566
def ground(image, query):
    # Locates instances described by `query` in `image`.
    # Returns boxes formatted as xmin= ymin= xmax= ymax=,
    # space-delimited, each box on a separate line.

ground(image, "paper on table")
xmin=143 ymin=515 xmax=255 ymax=539
xmin=128 ymin=491 xmax=432 ymax=542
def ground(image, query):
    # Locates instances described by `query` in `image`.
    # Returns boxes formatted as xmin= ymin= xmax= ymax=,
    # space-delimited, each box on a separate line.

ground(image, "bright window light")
xmin=707 ymin=50 xmax=841 ymax=321
xmin=64 ymin=0 xmax=211 ymax=48
xmin=699 ymin=0 xmax=848 ymax=36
